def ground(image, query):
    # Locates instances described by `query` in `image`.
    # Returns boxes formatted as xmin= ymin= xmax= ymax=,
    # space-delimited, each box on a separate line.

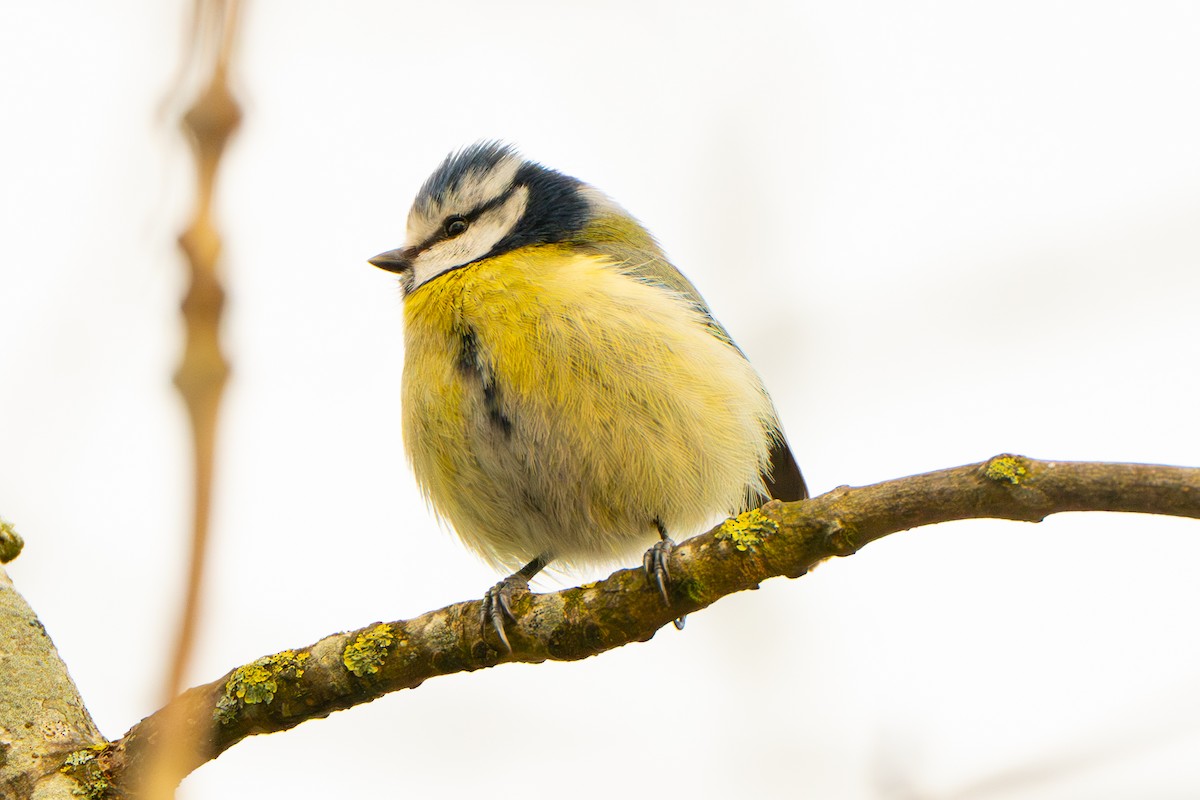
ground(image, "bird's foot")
xmin=480 ymin=574 xmax=526 ymax=653
xmin=480 ymin=554 xmax=550 ymax=653
xmin=643 ymin=534 xmax=686 ymax=630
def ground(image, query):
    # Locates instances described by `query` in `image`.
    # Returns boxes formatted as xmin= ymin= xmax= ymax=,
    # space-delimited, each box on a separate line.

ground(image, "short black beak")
xmin=368 ymin=248 xmax=412 ymax=274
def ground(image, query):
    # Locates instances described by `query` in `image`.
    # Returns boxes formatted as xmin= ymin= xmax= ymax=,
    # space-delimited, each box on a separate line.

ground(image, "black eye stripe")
xmin=416 ymin=183 xmax=522 ymax=253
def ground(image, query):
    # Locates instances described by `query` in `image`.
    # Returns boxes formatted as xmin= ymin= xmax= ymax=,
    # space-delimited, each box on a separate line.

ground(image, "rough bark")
xmin=86 ymin=455 xmax=1199 ymax=796
xmin=0 ymin=568 xmax=104 ymax=800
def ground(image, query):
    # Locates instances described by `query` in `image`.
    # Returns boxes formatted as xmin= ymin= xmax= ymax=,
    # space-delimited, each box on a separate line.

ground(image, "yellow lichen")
xmin=343 ymin=623 xmax=398 ymax=677
xmin=214 ymin=649 xmax=310 ymax=724
xmin=0 ymin=516 xmax=23 ymax=563
xmin=715 ymin=509 xmax=779 ymax=552
xmin=985 ymin=455 xmax=1029 ymax=485
xmin=60 ymin=745 xmax=111 ymax=799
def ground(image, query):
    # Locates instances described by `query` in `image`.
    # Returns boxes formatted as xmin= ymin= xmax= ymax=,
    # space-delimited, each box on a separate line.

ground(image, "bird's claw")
xmin=643 ymin=539 xmax=673 ymax=604
xmin=480 ymin=576 xmax=524 ymax=653
xmin=644 ymin=538 xmax=686 ymax=630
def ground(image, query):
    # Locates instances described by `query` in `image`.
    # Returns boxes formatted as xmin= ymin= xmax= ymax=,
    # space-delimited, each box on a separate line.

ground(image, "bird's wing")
xmin=765 ymin=436 xmax=808 ymax=501
xmin=588 ymin=238 xmax=741 ymax=350
xmin=590 ymin=240 xmax=810 ymax=503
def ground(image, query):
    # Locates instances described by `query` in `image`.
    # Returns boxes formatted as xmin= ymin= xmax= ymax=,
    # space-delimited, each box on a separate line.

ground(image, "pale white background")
xmin=2 ymin=2 xmax=1199 ymax=798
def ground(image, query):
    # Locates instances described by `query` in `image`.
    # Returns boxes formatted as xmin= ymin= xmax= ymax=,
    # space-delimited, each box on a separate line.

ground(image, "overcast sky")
xmin=2 ymin=2 xmax=1199 ymax=798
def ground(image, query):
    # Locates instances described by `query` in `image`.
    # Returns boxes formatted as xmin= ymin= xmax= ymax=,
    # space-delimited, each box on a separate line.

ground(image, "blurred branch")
xmin=97 ymin=455 xmax=1200 ymax=796
xmin=0 ymin=518 xmax=23 ymax=563
xmin=169 ymin=0 xmax=241 ymax=706
xmin=131 ymin=1 xmax=242 ymax=799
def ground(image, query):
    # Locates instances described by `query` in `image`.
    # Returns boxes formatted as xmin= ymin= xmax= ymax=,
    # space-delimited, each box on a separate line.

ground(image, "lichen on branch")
xmin=96 ymin=455 xmax=1200 ymax=797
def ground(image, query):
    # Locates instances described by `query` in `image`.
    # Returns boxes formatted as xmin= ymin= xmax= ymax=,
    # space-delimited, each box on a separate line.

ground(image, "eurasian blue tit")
xmin=370 ymin=142 xmax=806 ymax=649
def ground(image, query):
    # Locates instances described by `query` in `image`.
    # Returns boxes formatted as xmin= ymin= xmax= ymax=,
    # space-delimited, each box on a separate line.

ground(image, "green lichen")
xmin=61 ymin=745 xmax=111 ymax=799
xmin=559 ymin=588 xmax=587 ymax=618
xmin=343 ymin=623 xmax=398 ymax=677
xmin=985 ymin=455 xmax=1029 ymax=485
xmin=676 ymin=575 xmax=706 ymax=604
xmin=0 ymin=517 xmax=23 ymax=563
xmin=823 ymin=518 xmax=859 ymax=556
xmin=214 ymin=649 xmax=310 ymax=724
xmin=716 ymin=509 xmax=779 ymax=552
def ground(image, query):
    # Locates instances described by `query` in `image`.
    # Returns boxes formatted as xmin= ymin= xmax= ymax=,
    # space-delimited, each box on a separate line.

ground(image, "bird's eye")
xmin=445 ymin=217 xmax=468 ymax=238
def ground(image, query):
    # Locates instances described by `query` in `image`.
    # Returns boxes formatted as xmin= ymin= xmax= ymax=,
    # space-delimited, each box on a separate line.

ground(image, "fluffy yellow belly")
xmin=401 ymin=245 xmax=775 ymax=572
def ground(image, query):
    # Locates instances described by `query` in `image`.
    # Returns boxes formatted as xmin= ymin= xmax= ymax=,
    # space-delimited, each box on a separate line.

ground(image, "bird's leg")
xmin=481 ymin=553 xmax=550 ymax=653
xmin=644 ymin=519 xmax=686 ymax=630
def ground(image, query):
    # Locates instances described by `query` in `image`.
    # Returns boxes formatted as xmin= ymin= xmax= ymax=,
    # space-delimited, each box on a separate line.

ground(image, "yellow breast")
xmin=401 ymin=245 xmax=776 ymax=572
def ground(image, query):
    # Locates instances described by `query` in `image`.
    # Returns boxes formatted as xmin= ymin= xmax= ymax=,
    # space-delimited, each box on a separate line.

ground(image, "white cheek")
xmin=410 ymin=188 xmax=529 ymax=289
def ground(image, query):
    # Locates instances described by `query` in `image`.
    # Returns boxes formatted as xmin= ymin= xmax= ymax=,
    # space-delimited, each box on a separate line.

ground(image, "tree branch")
xmin=101 ymin=455 xmax=1200 ymax=795
xmin=0 ymin=568 xmax=105 ymax=799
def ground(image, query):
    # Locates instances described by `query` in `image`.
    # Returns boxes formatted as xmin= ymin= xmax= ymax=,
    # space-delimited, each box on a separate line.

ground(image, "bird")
xmin=369 ymin=142 xmax=807 ymax=651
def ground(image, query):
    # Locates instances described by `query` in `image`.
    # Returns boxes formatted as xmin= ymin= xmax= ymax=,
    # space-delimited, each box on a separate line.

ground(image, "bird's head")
xmin=369 ymin=142 xmax=651 ymax=294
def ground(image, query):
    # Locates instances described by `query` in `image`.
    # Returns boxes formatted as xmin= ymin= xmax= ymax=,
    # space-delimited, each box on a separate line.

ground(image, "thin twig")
xmin=138 ymin=2 xmax=241 ymax=799
xmin=166 ymin=0 xmax=241 ymax=708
